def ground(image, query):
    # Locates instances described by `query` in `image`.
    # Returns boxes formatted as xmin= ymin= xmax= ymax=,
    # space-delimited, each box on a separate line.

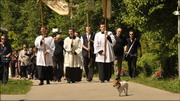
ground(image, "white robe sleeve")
xmin=94 ymin=33 xmax=103 ymax=54
xmin=46 ymin=37 xmax=55 ymax=56
xmin=64 ymin=37 xmax=71 ymax=52
xmin=74 ymin=38 xmax=82 ymax=55
xmin=34 ymin=36 xmax=43 ymax=49
xmin=107 ymin=31 xmax=116 ymax=47
xmin=80 ymin=36 xmax=84 ymax=45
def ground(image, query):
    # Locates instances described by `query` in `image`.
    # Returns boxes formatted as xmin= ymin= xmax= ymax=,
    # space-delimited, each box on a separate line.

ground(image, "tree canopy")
xmin=0 ymin=0 xmax=178 ymax=77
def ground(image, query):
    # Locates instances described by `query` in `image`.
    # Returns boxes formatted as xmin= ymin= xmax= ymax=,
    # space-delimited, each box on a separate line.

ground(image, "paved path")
xmin=1 ymin=78 xmax=180 ymax=100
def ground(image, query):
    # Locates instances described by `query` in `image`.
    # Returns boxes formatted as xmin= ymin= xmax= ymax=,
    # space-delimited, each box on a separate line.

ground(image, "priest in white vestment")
xmin=94 ymin=24 xmax=116 ymax=83
xmin=34 ymin=26 xmax=55 ymax=85
xmin=64 ymin=28 xmax=82 ymax=83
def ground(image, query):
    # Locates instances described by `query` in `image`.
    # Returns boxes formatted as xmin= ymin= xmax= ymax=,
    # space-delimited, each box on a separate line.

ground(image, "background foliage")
xmin=0 ymin=0 xmax=178 ymax=77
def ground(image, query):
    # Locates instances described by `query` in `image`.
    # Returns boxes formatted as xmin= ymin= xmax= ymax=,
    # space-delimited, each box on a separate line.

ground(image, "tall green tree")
xmin=0 ymin=0 xmax=178 ymax=77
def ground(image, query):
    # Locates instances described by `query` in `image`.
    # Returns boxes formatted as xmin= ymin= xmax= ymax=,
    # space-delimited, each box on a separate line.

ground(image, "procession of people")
xmin=0 ymin=24 xmax=142 ymax=85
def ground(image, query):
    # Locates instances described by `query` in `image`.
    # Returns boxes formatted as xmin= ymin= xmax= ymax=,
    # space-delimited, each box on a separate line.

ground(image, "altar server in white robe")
xmin=94 ymin=24 xmax=116 ymax=83
xmin=34 ymin=26 xmax=55 ymax=85
xmin=64 ymin=28 xmax=82 ymax=83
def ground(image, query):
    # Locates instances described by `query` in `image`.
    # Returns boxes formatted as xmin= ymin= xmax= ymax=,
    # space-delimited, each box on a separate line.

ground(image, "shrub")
xmin=151 ymin=68 xmax=164 ymax=80
xmin=120 ymin=67 xmax=128 ymax=77
xmin=160 ymin=55 xmax=178 ymax=78
xmin=137 ymin=53 xmax=160 ymax=77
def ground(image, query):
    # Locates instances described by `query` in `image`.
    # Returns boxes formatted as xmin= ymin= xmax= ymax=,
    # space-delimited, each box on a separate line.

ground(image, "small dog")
xmin=113 ymin=80 xmax=128 ymax=96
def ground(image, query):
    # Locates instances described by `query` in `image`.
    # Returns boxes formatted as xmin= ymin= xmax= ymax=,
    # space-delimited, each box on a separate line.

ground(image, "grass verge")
xmin=0 ymin=79 xmax=32 ymax=94
xmin=87 ymin=72 xmax=180 ymax=93
xmin=120 ymin=76 xmax=180 ymax=93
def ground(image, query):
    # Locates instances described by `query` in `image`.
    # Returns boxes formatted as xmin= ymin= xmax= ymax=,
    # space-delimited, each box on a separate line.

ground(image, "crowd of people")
xmin=0 ymin=24 xmax=142 ymax=85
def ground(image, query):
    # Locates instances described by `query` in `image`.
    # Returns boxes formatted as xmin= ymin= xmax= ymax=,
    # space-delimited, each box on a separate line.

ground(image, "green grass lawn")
xmin=119 ymin=76 xmax=180 ymax=93
xmin=0 ymin=79 xmax=32 ymax=94
xmin=82 ymin=72 xmax=180 ymax=93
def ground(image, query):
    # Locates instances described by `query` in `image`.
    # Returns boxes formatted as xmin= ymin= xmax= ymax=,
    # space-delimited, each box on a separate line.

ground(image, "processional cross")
xmin=68 ymin=0 xmax=78 ymax=28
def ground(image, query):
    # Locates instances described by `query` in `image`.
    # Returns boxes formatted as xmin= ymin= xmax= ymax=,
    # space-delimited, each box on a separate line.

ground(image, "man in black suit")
xmin=125 ymin=30 xmax=142 ymax=78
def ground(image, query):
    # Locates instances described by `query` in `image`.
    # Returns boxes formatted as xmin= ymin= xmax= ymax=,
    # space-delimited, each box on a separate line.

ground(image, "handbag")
xmin=123 ymin=38 xmax=136 ymax=61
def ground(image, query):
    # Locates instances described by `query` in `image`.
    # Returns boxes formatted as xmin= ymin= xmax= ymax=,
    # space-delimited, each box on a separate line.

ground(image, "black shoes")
xmin=47 ymin=80 xmax=50 ymax=84
xmin=101 ymin=80 xmax=105 ymax=83
xmin=67 ymin=81 xmax=75 ymax=83
xmin=58 ymin=79 xmax=61 ymax=82
xmin=2 ymin=82 xmax=7 ymax=84
xmin=39 ymin=80 xmax=50 ymax=85
xmin=87 ymin=78 xmax=92 ymax=82
xmin=39 ymin=82 xmax=44 ymax=85
xmin=100 ymin=79 xmax=110 ymax=83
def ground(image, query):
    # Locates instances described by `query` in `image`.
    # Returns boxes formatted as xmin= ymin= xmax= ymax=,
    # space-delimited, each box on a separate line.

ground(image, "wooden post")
xmin=178 ymin=0 xmax=180 ymax=78
xmin=40 ymin=0 xmax=44 ymax=28
xmin=87 ymin=11 xmax=89 ymax=27
xmin=104 ymin=0 xmax=107 ymax=62
xmin=39 ymin=0 xmax=46 ymax=65
xmin=69 ymin=0 xmax=73 ymax=28
xmin=86 ymin=12 xmax=91 ymax=58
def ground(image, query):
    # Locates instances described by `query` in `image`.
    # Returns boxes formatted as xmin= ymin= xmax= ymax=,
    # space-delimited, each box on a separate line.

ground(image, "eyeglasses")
xmin=1 ymin=38 xmax=5 ymax=40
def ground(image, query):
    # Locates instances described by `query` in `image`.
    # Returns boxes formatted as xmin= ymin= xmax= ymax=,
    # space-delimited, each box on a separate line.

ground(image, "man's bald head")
xmin=55 ymin=34 xmax=62 ymax=41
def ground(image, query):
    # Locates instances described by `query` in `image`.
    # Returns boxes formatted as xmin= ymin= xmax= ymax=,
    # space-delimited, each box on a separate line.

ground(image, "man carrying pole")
xmin=35 ymin=0 xmax=55 ymax=85
xmin=80 ymin=0 xmax=96 ymax=82
xmin=94 ymin=24 xmax=115 ymax=83
xmin=35 ymin=26 xmax=55 ymax=85
xmin=81 ymin=26 xmax=95 ymax=82
xmin=94 ymin=0 xmax=115 ymax=83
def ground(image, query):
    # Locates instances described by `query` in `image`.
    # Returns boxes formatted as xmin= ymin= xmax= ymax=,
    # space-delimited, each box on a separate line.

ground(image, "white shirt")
xmin=80 ymin=33 xmax=91 ymax=45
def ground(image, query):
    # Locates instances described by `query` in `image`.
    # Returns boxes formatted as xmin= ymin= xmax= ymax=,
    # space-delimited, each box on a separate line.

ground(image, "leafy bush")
xmin=151 ymin=68 xmax=164 ymax=80
xmin=137 ymin=53 xmax=160 ymax=77
xmin=160 ymin=55 xmax=178 ymax=78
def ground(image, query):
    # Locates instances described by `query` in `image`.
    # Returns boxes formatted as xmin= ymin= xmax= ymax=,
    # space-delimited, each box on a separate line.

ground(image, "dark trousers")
xmin=83 ymin=56 xmax=95 ymax=80
xmin=20 ymin=66 xmax=27 ymax=78
xmin=31 ymin=63 xmax=38 ymax=79
xmin=114 ymin=56 xmax=123 ymax=80
xmin=0 ymin=63 xmax=9 ymax=83
xmin=97 ymin=62 xmax=112 ymax=82
xmin=128 ymin=56 xmax=137 ymax=78
xmin=37 ymin=66 xmax=52 ymax=81
xmin=66 ymin=67 xmax=82 ymax=82
xmin=10 ymin=62 xmax=16 ymax=77
xmin=53 ymin=59 xmax=64 ymax=81
xmin=0 ymin=62 xmax=2 ymax=80
xmin=27 ymin=65 xmax=32 ymax=76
